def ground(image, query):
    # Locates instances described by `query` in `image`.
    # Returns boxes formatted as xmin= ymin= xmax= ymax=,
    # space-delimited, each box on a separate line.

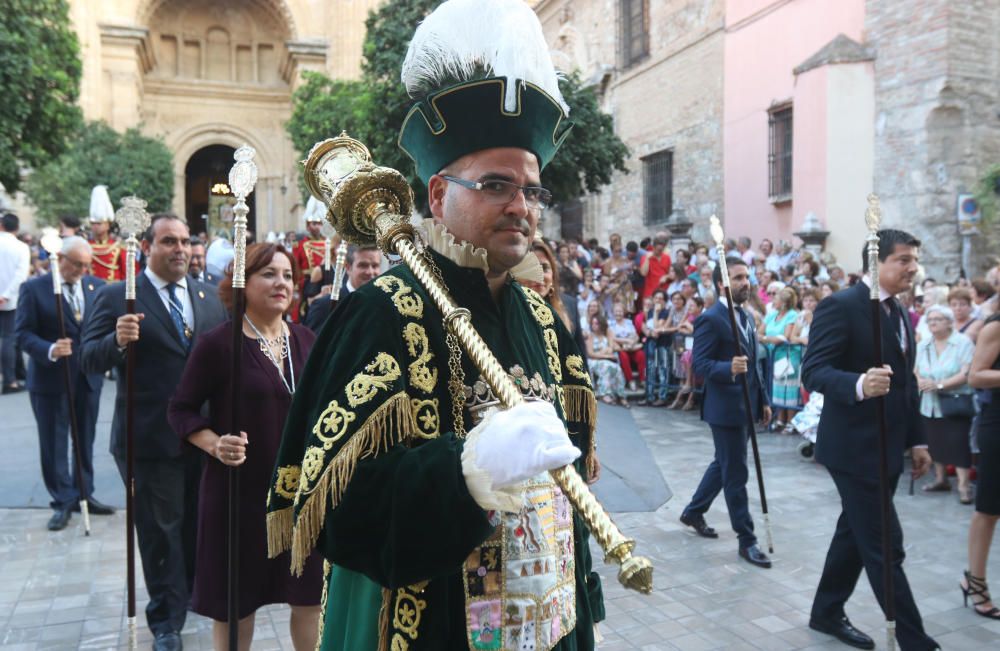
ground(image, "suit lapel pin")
xmin=198 ymin=290 xmax=205 ymax=299
xmin=88 ymin=283 xmax=94 ymax=291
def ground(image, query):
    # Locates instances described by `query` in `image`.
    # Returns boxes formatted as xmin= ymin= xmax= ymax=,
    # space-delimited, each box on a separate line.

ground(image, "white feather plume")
xmin=401 ymin=0 xmax=568 ymax=115
xmin=302 ymin=195 xmax=325 ymax=223
xmin=89 ymin=185 xmax=114 ymax=221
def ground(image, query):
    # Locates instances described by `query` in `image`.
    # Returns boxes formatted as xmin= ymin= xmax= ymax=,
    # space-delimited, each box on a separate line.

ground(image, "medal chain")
xmin=420 ymin=245 xmax=466 ymax=438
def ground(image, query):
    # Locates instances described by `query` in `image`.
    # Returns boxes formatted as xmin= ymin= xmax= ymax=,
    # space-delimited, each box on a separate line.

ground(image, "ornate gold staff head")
xmin=115 ymin=196 xmax=150 ymax=300
xmin=302 ymin=132 xmax=414 ymax=251
xmin=229 ymin=145 xmax=258 ymax=289
xmin=709 ymin=215 xmax=731 ymax=288
xmin=865 ymin=193 xmax=882 ymax=300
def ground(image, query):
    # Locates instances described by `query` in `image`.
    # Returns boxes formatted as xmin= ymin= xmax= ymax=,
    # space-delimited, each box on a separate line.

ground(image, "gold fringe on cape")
xmin=563 ymin=384 xmax=598 ymax=475
xmin=266 ymin=506 xmax=294 ymax=559
xmin=290 ymin=391 xmax=416 ymax=576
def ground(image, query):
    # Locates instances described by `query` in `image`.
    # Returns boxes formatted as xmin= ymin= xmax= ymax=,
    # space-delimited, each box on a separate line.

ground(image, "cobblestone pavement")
xmin=1 ymin=387 xmax=998 ymax=649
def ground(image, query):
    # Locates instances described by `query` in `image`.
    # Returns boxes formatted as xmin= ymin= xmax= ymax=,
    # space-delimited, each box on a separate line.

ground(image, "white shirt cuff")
xmin=48 ymin=343 xmax=57 ymax=362
xmin=855 ymin=373 xmax=866 ymax=401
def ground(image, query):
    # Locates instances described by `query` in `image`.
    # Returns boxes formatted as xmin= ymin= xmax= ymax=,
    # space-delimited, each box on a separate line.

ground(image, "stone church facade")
xmin=68 ymin=0 xmax=381 ymax=236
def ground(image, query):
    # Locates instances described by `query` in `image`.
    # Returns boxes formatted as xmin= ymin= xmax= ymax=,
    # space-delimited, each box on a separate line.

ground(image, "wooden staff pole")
xmin=865 ymin=195 xmax=897 ymax=651
xmin=226 ymin=145 xmax=258 ymax=651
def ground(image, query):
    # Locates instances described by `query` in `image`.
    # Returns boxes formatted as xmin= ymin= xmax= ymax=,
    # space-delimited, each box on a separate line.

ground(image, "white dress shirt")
xmin=144 ymin=267 xmax=195 ymax=331
xmin=0 ymin=232 xmax=30 ymax=311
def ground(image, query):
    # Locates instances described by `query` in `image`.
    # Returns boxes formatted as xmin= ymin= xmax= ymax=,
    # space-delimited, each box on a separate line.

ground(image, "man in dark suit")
xmin=802 ymin=229 xmax=937 ymax=651
xmin=680 ymin=256 xmax=773 ymax=568
xmin=82 ymin=214 xmax=226 ymax=651
xmin=303 ymin=245 xmax=382 ymax=332
xmin=187 ymin=238 xmax=219 ymax=286
xmin=16 ymin=236 xmax=112 ymax=531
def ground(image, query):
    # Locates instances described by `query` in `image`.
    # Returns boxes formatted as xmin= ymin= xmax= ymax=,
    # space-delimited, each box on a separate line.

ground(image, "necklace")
xmin=244 ymin=315 xmax=295 ymax=394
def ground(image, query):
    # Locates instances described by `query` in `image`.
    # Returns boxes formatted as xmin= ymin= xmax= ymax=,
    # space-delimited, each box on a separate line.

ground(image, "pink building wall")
xmin=724 ymin=0 xmax=866 ymax=249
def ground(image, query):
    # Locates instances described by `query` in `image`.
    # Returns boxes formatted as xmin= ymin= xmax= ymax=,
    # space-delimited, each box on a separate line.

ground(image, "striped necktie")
xmin=167 ymin=283 xmax=192 ymax=349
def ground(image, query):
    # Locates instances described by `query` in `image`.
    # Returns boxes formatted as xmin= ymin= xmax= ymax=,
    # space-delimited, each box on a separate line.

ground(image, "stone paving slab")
xmin=1 ymin=385 xmax=998 ymax=649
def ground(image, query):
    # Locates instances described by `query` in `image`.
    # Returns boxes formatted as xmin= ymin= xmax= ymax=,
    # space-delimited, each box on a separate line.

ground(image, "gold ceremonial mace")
xmin=40 ymin=229 xmax=92 ymax=538
xmin=115 ymin=196 xmax=150 ymax=651
xmin=227 ymin=145 xmax=258 ymax=651
xmin=865 ymin=195 xmax=897 ymax=651
xmin=303 ymin=133 xmax=653 ymax=593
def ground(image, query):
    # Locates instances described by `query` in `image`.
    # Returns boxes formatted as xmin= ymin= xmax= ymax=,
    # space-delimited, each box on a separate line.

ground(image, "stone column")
xmin=98 ymin=24 xmax=154 ymax=131
xmin=794 ymin=211 xmax=830 ymax=257
xmin=665 ymin=207 xmax=694 ymax=254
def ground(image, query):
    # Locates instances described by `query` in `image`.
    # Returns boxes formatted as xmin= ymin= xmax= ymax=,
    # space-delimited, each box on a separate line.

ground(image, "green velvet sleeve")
xmin=321 ymin=433 xmax=494 ymax=588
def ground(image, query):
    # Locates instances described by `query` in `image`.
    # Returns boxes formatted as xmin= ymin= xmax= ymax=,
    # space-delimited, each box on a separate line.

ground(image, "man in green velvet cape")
xmin=266 ymin=1 xmax=605 ymax=649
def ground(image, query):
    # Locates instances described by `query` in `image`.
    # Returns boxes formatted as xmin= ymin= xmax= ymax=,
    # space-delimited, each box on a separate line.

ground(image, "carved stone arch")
xmin=169 ymin=122 xmax=276 ymax=180
xmin=137 ymin=0 xmax=297 ymax=39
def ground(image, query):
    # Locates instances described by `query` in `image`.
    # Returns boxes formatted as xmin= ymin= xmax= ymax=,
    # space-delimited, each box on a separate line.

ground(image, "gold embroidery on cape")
xmin=402 ymin=323 xmax=438 ymax=393
xmin=345 ymin=353 xmax=402 ymax=407
xmin=390 ymin=635 xmax=409 ymax=651
xmin=522 ymin=286 xmax=555 ymax=326
xmin=393 ymin=587 xmax=427 ymax=640
xmin=290 ymin=391 xmax=415 ymax=575
xmin=410 ymin=398 xmax=440 ymax=439
xmin=313 ymin=399 xmax=356 ymax=448
xmin=374 ymin=276 xmax=424 ymax=318
xmin=543 ymin=328 xmax=562 ymax=381
xmin=273 ymin=465 xmax=301 ymax=499
xmin=301 ymin=446 xmax=326 ymax=484
xmin=565 ymin=354 xmax=591 ymax=386
xmin=317 ymin=560 xmax=332 ymax=642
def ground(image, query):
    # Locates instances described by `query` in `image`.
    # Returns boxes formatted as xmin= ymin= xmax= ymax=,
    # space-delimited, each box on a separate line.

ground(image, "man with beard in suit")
xmin=82 ymin=214 xmax=227 ymax=651
xmin=16 ymin=236 xmax=112 ymax=530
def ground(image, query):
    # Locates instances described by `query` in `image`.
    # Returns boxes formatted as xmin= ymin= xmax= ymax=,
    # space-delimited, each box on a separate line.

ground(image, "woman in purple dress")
xmin=168 ymin=243 xmax=322 ymax=650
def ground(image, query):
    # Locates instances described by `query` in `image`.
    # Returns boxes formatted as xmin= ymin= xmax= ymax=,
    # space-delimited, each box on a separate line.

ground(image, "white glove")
xmin=462 ymin=401 xmax=580 ymax=511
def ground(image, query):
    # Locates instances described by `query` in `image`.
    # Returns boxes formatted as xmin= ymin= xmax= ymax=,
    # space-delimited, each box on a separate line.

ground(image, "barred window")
xmin=642 ymin=150 xmax=673 ymax=225
xmin=621 ymin=0 xmax=649 ymax=69
xmin=769 ymin=106 xmax=793 ymax=200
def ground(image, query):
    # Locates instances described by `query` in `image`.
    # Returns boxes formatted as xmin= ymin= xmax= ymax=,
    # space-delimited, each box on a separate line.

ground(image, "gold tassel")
xmin=377 ymin=587 xmax=393 ymax=651
xmin=564 ymin=385 xmax=598 ymax=474
xmin=315 ymin=560 xmax=332 ymax=649
xmin=290 ymin=392 xmax=416 ymax=575
xmin=266 ymin=507 xmax=294 ymax=558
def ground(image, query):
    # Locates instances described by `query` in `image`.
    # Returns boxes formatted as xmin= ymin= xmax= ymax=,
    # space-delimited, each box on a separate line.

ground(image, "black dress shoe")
xmin=679 ymin=513 xmax=719 ymax=538
xmin=808 ymin=615 xmax=874 ymax=650
xmin=47 ymin=508 xmax=71 ymax=531
xmin=2 ymin=384 xmax=23 ymax=395
xmin=71 ymin=498 xmax=115 ymax=515
xmin=738 ymin=544 xmax=772 ymax=568
xmin=153 ymin=631 xmax=183 ymax=651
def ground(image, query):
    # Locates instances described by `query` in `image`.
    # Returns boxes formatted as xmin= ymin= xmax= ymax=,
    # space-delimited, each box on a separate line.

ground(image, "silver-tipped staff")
xmin=709 ymin=216 xmax=774 ymax=554
xmin=330 ymin=239 xmax=348 ymax=301
xmin=226 ymin=145 xmax=257 ymax=651
xmin=865 ymin=195 xmax=897 ymax=651
xmin=114 ymin=196 xmax=150 ymax=651
xmin=39 ymin=229 xmax=92 ymax=538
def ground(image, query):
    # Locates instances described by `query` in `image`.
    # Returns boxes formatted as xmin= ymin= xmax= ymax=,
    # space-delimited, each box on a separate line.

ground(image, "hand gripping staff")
xmin=114 ymin=197 xmax=150 ymax=650
xmin=227 ymin=145 xmax=258 ymax=651
xmin=302 ymin=133 xmax=653 ymax=594
xmin=865 ymin=195 xmax=897 ymax=651
xmin=708 ymin=216 xmax=774 ymax=554
xmin=39 ymin=229 xmax=93 ymax=539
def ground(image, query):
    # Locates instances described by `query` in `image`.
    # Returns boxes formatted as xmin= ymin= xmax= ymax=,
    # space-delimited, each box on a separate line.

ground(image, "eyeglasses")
xmin=925 ymin=317 xmax=949 ymax=323
xmin=441 ymin=176 xmax=552 ymax=211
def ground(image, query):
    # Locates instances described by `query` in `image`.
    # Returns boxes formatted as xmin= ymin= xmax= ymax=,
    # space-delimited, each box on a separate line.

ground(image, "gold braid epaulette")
xmin=288 ymin=391 xmax=416 ymax=576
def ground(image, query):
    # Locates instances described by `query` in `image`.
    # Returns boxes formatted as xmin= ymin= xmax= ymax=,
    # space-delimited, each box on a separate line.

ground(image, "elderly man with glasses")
xmin=15 ymin=236 xmax=113 ymax=530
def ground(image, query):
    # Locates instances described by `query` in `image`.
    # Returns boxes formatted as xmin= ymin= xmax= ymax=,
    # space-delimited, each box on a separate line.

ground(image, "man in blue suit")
xmin=679 ymin=256 xmax=772 ymax=568
xmin=16 ymin=236 xmax=113 ymax=531
xmin=802 ymin=229 xmax=937 ymax=650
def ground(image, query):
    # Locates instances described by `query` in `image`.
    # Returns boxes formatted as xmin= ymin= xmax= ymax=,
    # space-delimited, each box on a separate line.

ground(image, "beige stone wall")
xmin=65 ymin=0 xmax=383 ymax=233
xmin=535 ymin=0 xmax=725 ymax=245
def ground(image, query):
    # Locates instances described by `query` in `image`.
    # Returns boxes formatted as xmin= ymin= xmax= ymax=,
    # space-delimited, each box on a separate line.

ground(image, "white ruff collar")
xmin=417 ymin=218 xmax=544 ymax=285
